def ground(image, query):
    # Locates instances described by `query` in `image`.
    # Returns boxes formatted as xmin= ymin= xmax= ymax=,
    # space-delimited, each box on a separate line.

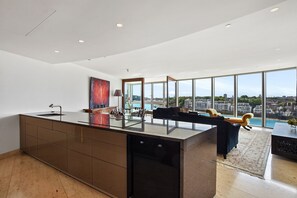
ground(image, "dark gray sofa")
xmin=153 ymin=108 xmax=240 ymax=158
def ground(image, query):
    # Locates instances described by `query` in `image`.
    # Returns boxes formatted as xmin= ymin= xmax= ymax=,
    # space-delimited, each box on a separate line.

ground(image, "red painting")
xmin=90 ymin=77 xmax=110 ymax=109
xmin=90 ymin=113 xmax=110 ymax=128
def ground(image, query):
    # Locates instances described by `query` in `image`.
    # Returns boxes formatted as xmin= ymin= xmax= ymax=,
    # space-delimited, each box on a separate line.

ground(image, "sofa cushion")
xmin=153 ymin=107 xmax=180 ymax=119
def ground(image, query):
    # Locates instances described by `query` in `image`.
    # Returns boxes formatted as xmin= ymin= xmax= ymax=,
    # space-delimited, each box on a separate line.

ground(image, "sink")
xmin=37 ymin=113 xmax=65 ymax=117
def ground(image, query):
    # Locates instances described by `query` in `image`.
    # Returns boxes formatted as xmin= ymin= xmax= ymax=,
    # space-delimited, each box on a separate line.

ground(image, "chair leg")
xmin=243 ymin=126 xmax=250 ymax=131
xmin=235 ymin=145 xmax=237 ymax=148
xmin=223 ymin=154 xmax=227 ymax=159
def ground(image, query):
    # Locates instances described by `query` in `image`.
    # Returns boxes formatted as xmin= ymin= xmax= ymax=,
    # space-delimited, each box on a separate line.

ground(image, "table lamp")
xmin=114 ymin=89 xmax=123 ymax=111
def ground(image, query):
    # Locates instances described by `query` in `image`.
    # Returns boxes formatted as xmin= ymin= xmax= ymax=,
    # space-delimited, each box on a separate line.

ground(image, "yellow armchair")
xmin=206 ymin=108 xmax=222 ymax=117
xmin=225 ymin=113 xmax=254 ymax=131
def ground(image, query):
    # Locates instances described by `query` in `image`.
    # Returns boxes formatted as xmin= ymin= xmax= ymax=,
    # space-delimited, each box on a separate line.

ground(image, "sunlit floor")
xmin=216 ymin=127 xmax=297 ymax=198
xmin=0 ymin=134 xmax=296 ymax=197
xmin=216 ymin=154 xmax=297 ymax=198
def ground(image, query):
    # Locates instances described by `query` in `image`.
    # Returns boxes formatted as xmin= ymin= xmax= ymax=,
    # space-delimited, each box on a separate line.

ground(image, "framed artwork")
xmin=89 ymin=77 xmax=110 ymax=109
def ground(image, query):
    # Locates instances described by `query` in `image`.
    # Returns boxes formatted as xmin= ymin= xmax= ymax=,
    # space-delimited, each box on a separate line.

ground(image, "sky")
xmin=134 ymin=69 xmax=296 ymax=98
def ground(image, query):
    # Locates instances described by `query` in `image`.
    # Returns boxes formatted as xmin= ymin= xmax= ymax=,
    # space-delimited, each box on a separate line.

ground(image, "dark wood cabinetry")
xmin=68 ymin=149 xmax=93 ymax=184
xmin=20 ymin=113 xmax=216 ymax=198
xmin=19 ymin=116 xmax=26 ymax=150
xmin=25 ymin=134 xmax=38 ymax=156
xmin=20 ymin=115 xmax=127 ymax=198
xmin=93 ymin=158 xmax=127 ymax=197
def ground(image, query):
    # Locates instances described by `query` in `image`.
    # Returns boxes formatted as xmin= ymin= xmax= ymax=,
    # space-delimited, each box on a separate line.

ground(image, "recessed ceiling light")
xmin=275 ymin=48 xmax=281 ymax=51
xmin=54 ymin=50 xmax=60 ymax=53
xmin=78 ymin=39 xmax=85 ymax=43
xmin=225 ymin=24 xmax=231 ymax=28
xmin=116 ymin=23 xmax=123 ymax=28
xmin=270 ymin=7 xmax=279 ymax=12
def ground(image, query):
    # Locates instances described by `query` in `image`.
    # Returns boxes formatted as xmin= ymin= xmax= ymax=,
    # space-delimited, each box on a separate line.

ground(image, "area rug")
xmin=217 ymin=128 xmax=271 ymax=178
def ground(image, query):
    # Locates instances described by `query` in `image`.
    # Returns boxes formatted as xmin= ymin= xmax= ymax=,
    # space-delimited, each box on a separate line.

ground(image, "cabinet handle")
xmin=157 ymin=144 xmax=162 ymax=148
xmin=140 ymin=141 xmax=144 ymax=144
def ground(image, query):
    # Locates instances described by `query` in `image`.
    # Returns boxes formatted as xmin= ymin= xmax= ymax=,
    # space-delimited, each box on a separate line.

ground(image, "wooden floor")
xmin=0 ymin=131 xmax=296 ymax=197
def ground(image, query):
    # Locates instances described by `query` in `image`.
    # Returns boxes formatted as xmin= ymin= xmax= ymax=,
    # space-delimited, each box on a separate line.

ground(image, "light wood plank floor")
xmin=0 ymin=132 xmax=296 ymax=197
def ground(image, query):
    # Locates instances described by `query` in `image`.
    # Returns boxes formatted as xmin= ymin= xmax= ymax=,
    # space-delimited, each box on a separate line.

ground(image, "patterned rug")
xmin=217 ymin=128 xmax=271 ymax=178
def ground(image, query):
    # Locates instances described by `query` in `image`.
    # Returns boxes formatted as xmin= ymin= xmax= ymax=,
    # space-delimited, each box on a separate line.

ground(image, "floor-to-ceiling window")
xmin=214 ymin=76 xmax=234 ymax=116
xmin=195 ymin=78 xmax=212 ymax=112
xmin=144 ymin=83 xmax=152 ymax=110
xmin=266 ymin=69 xmax=296 ymax=127
xmin=168 ymin=80 xmax=176 ymax=107
xmin=238 ymin=73 xmax=262 ymax=126
xmin=153 ymin=83 xmax=166 ymax=109
xmin=178 ymin=80 xmax=192 ymax=109
xmin=144 ymin=82 xmax=167 ymax=110
xmin=140 ymin=67 xmax=296 ymax=128
xmin=131 ymin=83 xmax=141 ymax=108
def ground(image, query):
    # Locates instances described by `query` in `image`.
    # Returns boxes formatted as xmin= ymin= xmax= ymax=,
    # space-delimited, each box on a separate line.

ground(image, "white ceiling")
xmin=1 ymin=0 xmax=296 ymax=81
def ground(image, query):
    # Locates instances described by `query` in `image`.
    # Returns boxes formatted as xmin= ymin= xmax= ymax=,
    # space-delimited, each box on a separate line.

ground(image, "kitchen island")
xmin=20 ymin=112 xmax=217 ymax=198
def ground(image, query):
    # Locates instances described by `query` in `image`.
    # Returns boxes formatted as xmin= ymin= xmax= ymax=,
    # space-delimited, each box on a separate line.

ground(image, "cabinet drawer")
xmin=93 ymin=158 xmax=126 ymax=198
xmin=68 ymin=128 xmax=92 ymax=156
xmin=26 ymin=135 xmax=38 ymax=156
xmin=38 ymin=139 xmax=68 ymax=171
xmin=26 ymin=124 xmax=38 ymax=137
xmin=26 ymin=117 xmax=52 ymax=129
xmin=83 ymin=127 xmax=126 ymax=147
xmin=68 ymin=150 xmax=92 ymax=184
xmin=53 ymin=121 xmax=76 ymax=133
xmin=38 ymin=127 xmax=67 ymax=148
xmin=50 ymin=144 xmax=68 ymax=171
xmin=38 ymin=139 xmax=52 ymax=163
xmin=92 ymin=140 xmax=126 ymax=167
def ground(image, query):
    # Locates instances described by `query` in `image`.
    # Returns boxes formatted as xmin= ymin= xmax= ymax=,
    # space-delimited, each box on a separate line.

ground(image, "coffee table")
xmin=272 ymin=123 xmax=297 ymax=160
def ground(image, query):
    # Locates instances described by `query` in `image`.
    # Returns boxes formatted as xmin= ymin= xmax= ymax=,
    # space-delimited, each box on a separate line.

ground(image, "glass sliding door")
xmin=178 ymin=80 xmax=192 ymax=109
xmin=214 ymin=76 xmax=234 ymax=117
xmin=266 ymin=69 xmax=296 ymax=128
xmin=195 ymin=78 xmax=212 ymax=112
xmin=238 ymin=73 xmax=262 ymax=126
xmin=132 ymin=83 xmax=141 ymax=108
xmin=122 ymin=78 xmax=144 ymax=111
xmin=167 ymin=76 xmax=177 ymax=107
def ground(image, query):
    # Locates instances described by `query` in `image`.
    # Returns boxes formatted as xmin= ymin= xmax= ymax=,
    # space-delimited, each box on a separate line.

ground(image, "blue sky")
xmin=188 ymin=69 xmax=295 ymax=97
xmin=139 ymin=69 xmax=296 ymax=98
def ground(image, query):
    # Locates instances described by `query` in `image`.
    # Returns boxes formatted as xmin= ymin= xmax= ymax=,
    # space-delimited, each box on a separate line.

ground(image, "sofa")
xmin=153 ymin=108 xmax=241 ymax=159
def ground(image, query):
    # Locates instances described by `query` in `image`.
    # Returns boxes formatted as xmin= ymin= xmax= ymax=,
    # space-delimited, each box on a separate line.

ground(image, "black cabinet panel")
xmin=128 ymin=135 xmax=180 ymax=198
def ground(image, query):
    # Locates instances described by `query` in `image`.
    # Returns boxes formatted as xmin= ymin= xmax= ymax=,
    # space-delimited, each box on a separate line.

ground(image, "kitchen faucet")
xmin=49 ymin=104 xmax=62 ymax=115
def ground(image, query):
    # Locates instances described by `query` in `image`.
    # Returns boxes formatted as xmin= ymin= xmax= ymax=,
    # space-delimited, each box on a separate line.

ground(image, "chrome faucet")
xmin=49 ymin=104 xmax=62 ymax=115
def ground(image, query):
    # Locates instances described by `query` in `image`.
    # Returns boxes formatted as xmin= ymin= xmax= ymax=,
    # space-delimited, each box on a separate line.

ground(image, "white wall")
xmin=0 ymin=50 xmax=121 ymax=154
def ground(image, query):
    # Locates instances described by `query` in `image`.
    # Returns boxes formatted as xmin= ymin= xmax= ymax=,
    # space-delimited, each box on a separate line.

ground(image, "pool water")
xmin=249 ymin=118 xmax=285 ymax=128
xmin=222 ymin=115 xmax=285 ymax=128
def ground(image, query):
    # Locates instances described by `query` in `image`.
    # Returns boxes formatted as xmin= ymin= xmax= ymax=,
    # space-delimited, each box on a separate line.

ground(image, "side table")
xmin=272 ymin=123 xmax=297 ymax=160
